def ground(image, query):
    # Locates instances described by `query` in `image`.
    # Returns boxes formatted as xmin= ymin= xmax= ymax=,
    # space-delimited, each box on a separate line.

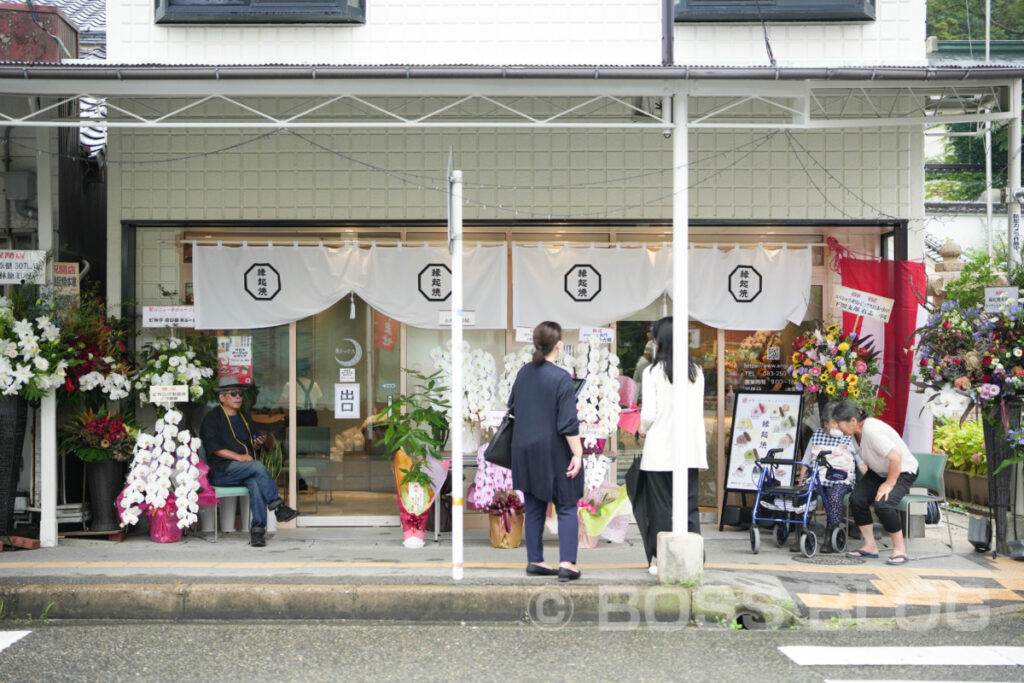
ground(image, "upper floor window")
xmin=675 ymin=0 xmax=875 ymax=22
xmin=155 ymin=0 xmax=366 ymax=25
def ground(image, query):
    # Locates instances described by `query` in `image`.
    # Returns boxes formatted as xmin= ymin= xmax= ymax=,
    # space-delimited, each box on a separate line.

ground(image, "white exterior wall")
xmin=107 ymin=0 xmax=923 ymax=66
xmin=108 ymin=126 xmax=920 ymax=305
xmin=108 ymin=0 xmax=662 ymax=65
xmin=675 ymin=1 xmax=926 ymax=66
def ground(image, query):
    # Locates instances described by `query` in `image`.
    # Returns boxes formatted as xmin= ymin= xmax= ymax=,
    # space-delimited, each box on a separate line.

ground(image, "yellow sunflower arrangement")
xmin=789 ymin=322 xmax=885 ymax=415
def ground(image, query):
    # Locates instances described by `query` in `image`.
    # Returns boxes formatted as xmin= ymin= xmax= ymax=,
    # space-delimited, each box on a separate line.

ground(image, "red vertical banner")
xmin=839 ymin=258 xmax=926 ymax=435
xmin=374 ymin=312 xmax=397 ymax=352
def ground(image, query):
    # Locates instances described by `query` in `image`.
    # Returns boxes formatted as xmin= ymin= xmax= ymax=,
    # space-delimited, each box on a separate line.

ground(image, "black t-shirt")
xmin=199 ymin=406 xmax=256 ymax=473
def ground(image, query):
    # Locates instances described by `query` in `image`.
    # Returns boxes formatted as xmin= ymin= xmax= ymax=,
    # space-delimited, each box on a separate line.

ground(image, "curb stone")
xmin=0 ymin=582 xmax=803 ymax=626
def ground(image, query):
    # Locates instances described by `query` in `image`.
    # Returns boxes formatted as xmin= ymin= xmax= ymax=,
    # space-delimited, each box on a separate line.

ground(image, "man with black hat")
xmin=200 ymin=375 xmax=299 ymax=547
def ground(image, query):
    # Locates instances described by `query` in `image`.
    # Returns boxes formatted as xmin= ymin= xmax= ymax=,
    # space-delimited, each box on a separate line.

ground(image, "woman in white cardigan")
xmin=631 ymin=316 xmax=708 ymax=574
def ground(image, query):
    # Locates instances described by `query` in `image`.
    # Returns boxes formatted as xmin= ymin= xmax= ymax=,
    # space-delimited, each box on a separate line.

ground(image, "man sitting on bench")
xmin=200 ymin=375 xmax=299 ymax=547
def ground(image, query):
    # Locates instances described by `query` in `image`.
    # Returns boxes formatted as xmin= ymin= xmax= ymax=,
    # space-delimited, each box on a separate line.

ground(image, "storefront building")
xmin=2 ymin=0 xmax=1022 ymax=536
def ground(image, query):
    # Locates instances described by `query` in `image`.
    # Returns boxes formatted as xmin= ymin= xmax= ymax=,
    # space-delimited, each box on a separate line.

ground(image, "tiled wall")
xmin=108 ymin=0 xmax=922 ymax=65
xmin=110 ymin=125 xmax=921 ymax=304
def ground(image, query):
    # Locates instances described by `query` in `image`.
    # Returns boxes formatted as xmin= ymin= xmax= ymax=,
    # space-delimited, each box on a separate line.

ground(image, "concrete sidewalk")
xmin=1 ymin=519 xmax=1022 ymax=626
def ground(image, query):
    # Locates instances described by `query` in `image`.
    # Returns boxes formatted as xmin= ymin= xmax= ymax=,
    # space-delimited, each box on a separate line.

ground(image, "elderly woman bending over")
xmin=825 ymin=400 xmax=918 ymax=566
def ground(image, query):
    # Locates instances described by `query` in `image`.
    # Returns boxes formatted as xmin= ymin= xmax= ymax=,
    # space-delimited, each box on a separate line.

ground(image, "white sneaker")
xmin=648 ymin=563 xmax=658 ymax=576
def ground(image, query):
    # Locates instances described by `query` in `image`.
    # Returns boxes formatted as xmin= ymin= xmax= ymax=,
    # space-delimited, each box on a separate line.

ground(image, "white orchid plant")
xmin=430 ymin=340 xmax=499 ymax=428
xmin=0 ymin=296 xmax=69 ymax=401
xmin=134 ymin=334 xmax=217 ymax=412
xmin=118 ymin=408 xmax=203 ymax=529
xmin=500 ymin=341 xmax=622 ymax=450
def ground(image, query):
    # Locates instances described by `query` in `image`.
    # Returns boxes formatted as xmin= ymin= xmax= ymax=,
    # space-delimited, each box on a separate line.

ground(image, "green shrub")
xmin=933 ymin=418 xmax=987 ymax=477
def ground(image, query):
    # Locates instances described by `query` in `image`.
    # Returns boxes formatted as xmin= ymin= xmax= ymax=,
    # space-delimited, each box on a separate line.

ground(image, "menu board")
xmin=724 ymin=391 xmax=804 ymax=492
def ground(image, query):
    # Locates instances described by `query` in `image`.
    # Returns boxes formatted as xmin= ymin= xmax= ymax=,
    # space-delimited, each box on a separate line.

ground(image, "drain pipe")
xmin=662 ymin=0 xmax=674 ymax=65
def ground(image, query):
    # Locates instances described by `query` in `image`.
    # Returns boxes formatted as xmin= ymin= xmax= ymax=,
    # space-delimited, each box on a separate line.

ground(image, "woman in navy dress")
xmin=509 ymin=321 xmax=584 ymax=582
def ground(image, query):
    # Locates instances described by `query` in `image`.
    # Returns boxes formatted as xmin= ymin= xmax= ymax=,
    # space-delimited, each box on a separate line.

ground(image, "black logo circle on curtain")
xmin=418 ymin=263 xmax=452 ymax=302
xmin=244 ymin=263 xmax=281 ymax=301
xmin=728 ymin=265 xmax=761 ymax=303
xmin=565 ymin=264 xmax=601 ymax=302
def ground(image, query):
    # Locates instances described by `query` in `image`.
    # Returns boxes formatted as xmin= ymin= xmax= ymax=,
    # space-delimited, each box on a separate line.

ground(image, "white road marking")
xmin=0 ymin=631 xmax=30 ymax=653
xmin=779 ymin=646 xmax=1024 ymax=667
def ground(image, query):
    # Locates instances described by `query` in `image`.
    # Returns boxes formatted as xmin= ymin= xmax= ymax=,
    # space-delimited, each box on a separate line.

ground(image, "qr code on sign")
xmin=766 ymin=346 xmax=781 ymax=361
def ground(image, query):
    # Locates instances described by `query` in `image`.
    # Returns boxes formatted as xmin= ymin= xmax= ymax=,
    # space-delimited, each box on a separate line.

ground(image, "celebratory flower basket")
xmin=117 ymin=409 xmax=207 ymax=541
xmin=58 ymin=407 xmax=137 ymax=463
xmin=59 ymin=292 xmax=133 ymax=402
xmin=576 ymin=483 xmax=632 ymax=547
xmin=133 ymin=333 xmax=218 ymax=414
xmin=788 ymin=322 xmax=884 ymax=416
xmin=0 ymin=295 xmax=70 ymax=401
xmin=487 ymin=489 xmax=525 ymax=549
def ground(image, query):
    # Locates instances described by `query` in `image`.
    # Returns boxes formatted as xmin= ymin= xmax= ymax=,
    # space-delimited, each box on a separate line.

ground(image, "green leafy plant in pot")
xmin=375 ymin=369 xmax=451 ymax=546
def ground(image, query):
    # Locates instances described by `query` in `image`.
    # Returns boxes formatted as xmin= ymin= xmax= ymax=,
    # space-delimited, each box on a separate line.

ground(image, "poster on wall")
xmin=217 ymin=335 xmax=253 ymax=384
xmin=334 ymin=383 xmax=360 ymax=419
xmin=723 ymin=391 xmax=804 ymax=493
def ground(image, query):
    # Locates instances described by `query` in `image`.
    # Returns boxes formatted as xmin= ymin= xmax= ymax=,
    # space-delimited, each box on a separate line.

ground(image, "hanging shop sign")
xmin=513 ymin=244 xmax=667 ymax=328
xmin=833 ymin=284 xmax=894 ymax=323
xmin=680 ymin=246 xmax=812 ymax=331
xmin=0 ymin=250 xmax=46 ymax=285
xmin=150 ymin=385 xmax=189 ymax=404
xmin=985 ymin=286 xmax=1020 ymax=313
xmin=373 ymin=312 xmax=398 ymax=351
xmin=143 ymin=306 xmax=195 ymax=328
xmin=722 ymin=390 xmax=804 ymax=495
xmin=194 ymin=244 xmax=507 ymax=330
xmin=217 ymin=336 xmax=253 ymax=383
xmin=334 ymin=383 xmax=361 ymax=419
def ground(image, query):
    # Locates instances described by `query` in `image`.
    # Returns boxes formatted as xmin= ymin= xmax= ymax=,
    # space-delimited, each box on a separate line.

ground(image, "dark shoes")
xmin=526 ymin=563 xmax=559 ymax=576
xmin=557 ymin=566 xmax=582 ymax=582
xmin=250 ymin=526 xmax=267 ymax=547
xmin=274 ymin=504 xmax=299 ymax=523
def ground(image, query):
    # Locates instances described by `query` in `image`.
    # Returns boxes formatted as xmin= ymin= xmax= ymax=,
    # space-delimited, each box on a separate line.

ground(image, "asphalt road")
xmin=2 ymin=613 xmax=1023 ymax=682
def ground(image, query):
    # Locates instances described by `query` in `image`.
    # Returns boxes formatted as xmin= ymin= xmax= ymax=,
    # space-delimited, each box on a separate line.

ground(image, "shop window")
xmin=155 ymin=0 xmax=366 ymax=25
xmin=675 ymin=0 xmax=875 ymax=22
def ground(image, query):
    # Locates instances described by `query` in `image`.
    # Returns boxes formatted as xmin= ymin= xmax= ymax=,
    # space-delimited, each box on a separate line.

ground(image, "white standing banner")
xmin=194 ymin=244 xmax=506 ymax=330
xmin=513 ymin=244 xmax=666 ymax=328
xmin=677 ymin=246 xmax=812 ymax=331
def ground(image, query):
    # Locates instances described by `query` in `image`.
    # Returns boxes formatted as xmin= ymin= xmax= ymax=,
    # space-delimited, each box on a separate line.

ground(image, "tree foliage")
xmin=927 ymin=0 xmax=1024 ymax=40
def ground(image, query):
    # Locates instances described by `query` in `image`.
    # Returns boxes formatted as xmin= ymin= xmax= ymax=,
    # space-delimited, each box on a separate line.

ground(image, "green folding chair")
xmin=896 ymin=452 xmax=953 ymax=557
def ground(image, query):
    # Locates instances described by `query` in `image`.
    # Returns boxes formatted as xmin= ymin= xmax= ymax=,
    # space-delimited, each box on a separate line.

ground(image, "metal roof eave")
xmin=0 ymin=63 xmax=1021 ymax=98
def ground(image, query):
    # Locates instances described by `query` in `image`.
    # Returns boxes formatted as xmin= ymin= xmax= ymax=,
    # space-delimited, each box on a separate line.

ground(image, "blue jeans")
xmin=209 ymin=460 xmax=282 ymax=529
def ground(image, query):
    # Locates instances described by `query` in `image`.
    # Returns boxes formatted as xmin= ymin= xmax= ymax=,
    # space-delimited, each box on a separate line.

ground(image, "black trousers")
xmin=849 ymin=469 xmax=917 ymax=534
xmin=637 ymin=468 xmax=701 ymax=563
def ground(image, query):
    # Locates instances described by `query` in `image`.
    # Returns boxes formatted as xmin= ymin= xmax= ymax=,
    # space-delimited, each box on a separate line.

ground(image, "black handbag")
xmin=483 ymin=413 xmax=514 ymax=469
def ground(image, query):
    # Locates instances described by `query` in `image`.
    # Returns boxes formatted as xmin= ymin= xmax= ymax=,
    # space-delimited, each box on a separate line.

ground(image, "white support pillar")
xmin=450 ymin=169 xmax=464 ymax=581
xmin=671 ymin=93 xmax=689 ymax=535
xmin=34 ymin=114 xmax=58 ymax=547
xmin=1009 ymin=79 xmax=1022 ymax=268
xmin=658 ymin=92 xmax=703 ymax=584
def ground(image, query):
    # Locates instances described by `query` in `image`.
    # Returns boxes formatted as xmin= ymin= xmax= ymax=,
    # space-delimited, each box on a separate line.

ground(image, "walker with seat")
xmin=749 ymin=447 xmax=825 ymax=558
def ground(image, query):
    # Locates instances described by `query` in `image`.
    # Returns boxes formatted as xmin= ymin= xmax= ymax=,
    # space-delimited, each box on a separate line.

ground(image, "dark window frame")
xmin=675 ymin=0 xmax=875 ymax=23
xmin=155 ymin=0 xmax=366 ymax=25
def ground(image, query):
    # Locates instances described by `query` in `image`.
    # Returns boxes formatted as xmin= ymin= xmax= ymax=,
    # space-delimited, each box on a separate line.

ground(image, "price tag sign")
xmin=0 ymin=250 xmax=46 ymax=285
xmin=150 ymin=385 xmax=188 ymax=404
xmin=143 ymin=306 xmax=195 ymax=328
xmin=985 ymin=286 xmax=1019 ymax=313
xmin=439 ymin=310 xmax=476 ymax=327
xmin=832 ymin=285 xmax=894 ymax=323
xmin=579 ymin=326 xmax=615 ymax=344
